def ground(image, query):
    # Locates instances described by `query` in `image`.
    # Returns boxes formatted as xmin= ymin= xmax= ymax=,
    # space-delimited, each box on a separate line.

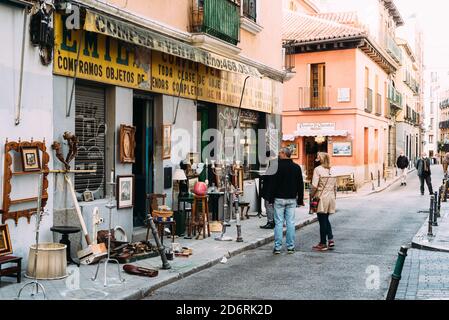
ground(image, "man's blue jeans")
xmin=273 ymin=198 xmax=297 ymax=251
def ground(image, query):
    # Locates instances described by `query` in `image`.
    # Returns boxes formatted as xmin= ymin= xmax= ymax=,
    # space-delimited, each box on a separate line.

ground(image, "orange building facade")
xmin=282 ymin=8 xmax=402 ymax=187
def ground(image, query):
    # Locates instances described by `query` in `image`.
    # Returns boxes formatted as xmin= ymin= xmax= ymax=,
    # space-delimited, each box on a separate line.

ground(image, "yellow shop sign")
xmin=53 ymin=13 xmax=151 ymax=90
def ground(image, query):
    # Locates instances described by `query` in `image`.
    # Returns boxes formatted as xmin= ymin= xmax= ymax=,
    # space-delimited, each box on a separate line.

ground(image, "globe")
xmin=193 ymin=182 xmax=208 ymax=196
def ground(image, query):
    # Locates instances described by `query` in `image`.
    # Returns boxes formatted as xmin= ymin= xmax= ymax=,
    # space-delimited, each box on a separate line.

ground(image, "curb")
xmin=120 ymin=216 xmax=318 ymax=300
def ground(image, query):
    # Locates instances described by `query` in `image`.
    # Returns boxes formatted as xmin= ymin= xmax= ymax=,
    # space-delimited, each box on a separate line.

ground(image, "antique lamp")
xmin=173 ymin=168 xmax=188 ymax=198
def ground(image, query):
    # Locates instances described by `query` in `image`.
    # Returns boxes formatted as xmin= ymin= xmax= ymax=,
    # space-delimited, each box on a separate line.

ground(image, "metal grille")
xmin=74 ymin=85 xmax=106 ymax=199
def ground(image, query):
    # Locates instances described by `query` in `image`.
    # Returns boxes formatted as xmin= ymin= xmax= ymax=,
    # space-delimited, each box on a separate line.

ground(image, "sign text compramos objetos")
xmin=57 ymin=56 xmax=142 ymax=84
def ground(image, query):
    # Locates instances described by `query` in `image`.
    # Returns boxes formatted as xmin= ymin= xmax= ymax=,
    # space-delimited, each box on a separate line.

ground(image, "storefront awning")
xmin=283 ymin=129 xmax=348 ymax=141
xmin=83 ymin=10 xmax=262 ymax=78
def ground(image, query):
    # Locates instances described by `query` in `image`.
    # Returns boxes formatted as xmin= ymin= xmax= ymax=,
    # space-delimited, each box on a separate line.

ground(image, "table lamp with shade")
xmin=173 ymin=168 xmax=188 ymax=198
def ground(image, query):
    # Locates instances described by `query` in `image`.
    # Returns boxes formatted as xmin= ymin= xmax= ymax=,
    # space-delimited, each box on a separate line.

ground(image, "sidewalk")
xmin=397 ymin=181 xmax=449 ymax=300
xmin=335 ymin=168 xmax=416 ymax=200
xmin=0 ymin=210 xmax=317 ymax=300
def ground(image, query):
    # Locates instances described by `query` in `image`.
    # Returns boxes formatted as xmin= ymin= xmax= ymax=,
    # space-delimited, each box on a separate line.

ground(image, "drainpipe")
xmin=15 ymin=8 xmax=28 ymax=126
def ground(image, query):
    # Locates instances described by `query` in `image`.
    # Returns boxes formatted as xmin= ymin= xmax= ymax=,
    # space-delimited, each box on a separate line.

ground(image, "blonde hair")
xmin=317 ymin=152 xmax=331 ymax=170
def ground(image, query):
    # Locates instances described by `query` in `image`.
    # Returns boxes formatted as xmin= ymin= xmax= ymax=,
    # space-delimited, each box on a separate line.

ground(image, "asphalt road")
xmin=145 ymin=166 xmax=444 ymax=300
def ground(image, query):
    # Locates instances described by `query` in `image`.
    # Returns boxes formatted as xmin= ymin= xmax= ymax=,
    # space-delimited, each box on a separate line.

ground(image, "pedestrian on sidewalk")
xmin=396 ymin=151 xmax=409 ymax=186
xmin=269 ymin=147 xmax=304 ymax=255
xmin=311 ymin=152 xmax=337 ymax=252
xmin=260 ymin=151 xmax=277 ymax=229
xmin=415 ymin=152 xmax=433 ymax=196
xmin=442 ymin=152 xmax=449 ymax=176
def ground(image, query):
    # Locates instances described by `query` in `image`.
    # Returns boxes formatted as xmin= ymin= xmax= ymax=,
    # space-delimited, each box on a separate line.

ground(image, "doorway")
xmin=132 ymin=96 xmax=154 ymax=227
xmin=304 ymin=136 xmax=328 ymax=181
xmin=364 ymin=128 xmax=369 ymax=181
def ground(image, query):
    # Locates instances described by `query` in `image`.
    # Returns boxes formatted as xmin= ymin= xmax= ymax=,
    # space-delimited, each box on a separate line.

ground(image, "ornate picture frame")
xmin=0 ymin=224 xmax=13 ymax=256
xmin=116 ymin=175 xmax=135 ymax=209
xmin=20 ymin=146 xmax=41 ymax=172
xmin=162 ymin=124 xmax=172 ymax=159
xmin=119 ymin=124 xmax=136 ymax=163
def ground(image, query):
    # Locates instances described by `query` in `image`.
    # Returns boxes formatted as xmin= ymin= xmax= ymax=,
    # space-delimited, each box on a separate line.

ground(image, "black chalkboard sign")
xmin=164 ymin=166 xmax=172 ymax=189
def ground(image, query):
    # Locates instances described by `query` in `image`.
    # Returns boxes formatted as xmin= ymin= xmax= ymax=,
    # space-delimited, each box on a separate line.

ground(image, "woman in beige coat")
xmin=311 ymin=152 xmax=337 ymax=252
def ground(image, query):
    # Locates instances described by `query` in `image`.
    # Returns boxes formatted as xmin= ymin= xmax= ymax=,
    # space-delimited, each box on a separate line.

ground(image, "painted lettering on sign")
xmin=54 ymin=14 xmax=151 ymax=90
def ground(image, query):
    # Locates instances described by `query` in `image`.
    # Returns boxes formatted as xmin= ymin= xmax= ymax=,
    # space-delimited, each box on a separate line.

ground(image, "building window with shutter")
xmin=74 ymin=84 xmax=107 ymax=200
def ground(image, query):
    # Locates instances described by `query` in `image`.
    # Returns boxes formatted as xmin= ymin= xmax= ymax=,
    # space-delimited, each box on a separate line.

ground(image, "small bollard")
xmin=433 ymin=192 xmax=439 ymax=226
xmin=378 ymin=170 xmax=381 ymax=188
xmin=371 ymin=172 xmax=375 ymax=191
xmin=428 ymin=196 xmax=434 ymax=236
xmin=386 ymin=246 xmax=409 ymax=300
xmin=437 ymin=189 xmax=442 ymax=218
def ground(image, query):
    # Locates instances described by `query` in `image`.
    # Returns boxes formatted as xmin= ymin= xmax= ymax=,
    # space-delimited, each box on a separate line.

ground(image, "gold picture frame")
xmin=119 ymin=124 xmax=136 ymax=163
xmin=20 ymin=146 xmax=41 ymax=172
xmin=162 ymin=124 xmax=172 ymax=159
xmin=282 ymin=142 xmax=299 ymax=159
xmin=0 ymin=224 xmax=13 ymax=256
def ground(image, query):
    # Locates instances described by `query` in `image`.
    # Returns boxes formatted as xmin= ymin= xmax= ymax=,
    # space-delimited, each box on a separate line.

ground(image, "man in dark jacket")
xmin=260 ymin=153 xmax=277 ymax=229
xmin=269 ymin=147 xmax=304 ymax=254
xmin=396 ymin=151 xmax=409 ymax=186
xmin=415 ymin=152 xmax=433 ymax=196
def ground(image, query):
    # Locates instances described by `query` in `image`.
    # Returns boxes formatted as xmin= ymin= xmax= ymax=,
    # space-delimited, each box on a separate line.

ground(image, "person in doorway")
xmin=396 ymin=151 xmax=409 ymax=186
xmin=268 ymin=147 xmax=304 ymax=254
xmin=442 ymin=152 xmax=449 ymax=176
xmin=260 ymin=151 xmax=277 ymax=229
xmin=310 ymin=152 xmax=337 ymax=252
xmin=416 ymin=152 xmax=433 ymax=196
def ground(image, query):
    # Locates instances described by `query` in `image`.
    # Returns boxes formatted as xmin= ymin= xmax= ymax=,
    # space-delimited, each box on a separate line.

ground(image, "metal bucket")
xmin=25 ymin=242 xmax=68 ymax=280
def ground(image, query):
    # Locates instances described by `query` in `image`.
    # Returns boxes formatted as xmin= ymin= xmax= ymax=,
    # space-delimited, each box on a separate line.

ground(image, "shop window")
xmin=74 ymin=84 xmax=106 ymax=200
xmin=239 ymin=110 xmax=259 ymax=180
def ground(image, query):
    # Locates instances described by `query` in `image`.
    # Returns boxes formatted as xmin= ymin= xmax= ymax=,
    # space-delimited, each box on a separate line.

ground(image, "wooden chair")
xmin=145 ymin=194 xmax=175 ymax=244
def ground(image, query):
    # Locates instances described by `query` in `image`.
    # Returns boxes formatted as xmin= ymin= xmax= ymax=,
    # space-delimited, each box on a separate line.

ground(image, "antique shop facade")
xmin=51 ymin=5 xmax=284 ymax=249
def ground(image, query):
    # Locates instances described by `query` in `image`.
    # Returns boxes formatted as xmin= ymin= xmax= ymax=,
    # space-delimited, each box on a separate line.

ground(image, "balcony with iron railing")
xmin=440 ymin=120 xmax=449 ymax=129
xmin=404 ymin=70 xmax=420 ymax=95
xmin=440 ymin=98 xmax=449 ymax=109
xmin=242 ymin=0 xmax=256 ymax=22
xmin=388 ymin=84 xmax=403 ymax=109
xmin=191 ymin=0 xmax=240 ymax=45
xmin=298 ymin=87 xmax=331 ymax=111
xmin=385 ymin=34 xmax=402 ymax=64
xmin=365 ymin=87 xmax=373 ymax=113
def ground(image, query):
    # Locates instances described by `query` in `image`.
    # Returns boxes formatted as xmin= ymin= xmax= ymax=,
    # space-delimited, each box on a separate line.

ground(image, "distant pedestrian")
xmin=269 ymin=147 xmax=304 ymax=255
xmin=396 ymin=151 xmax=409 ymax=186
xmin=415 ymin=152 xmax=433 ymax=196
xmin=260 ymin=152 xmax=277 ymax=230
xmin=310 ymin=152 xmax=337 ymax=252
xmin=442 ymin=152 xmax=449 ymax=176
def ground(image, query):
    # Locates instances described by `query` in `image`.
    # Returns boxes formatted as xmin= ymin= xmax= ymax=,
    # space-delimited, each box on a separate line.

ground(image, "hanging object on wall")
xmin=1 ymin=138 xmax=50 ymax=225
xmin=29 ymin=0 xmax=55 ymax=65
xmin=119 ymin=125 xmax=136 ymax=163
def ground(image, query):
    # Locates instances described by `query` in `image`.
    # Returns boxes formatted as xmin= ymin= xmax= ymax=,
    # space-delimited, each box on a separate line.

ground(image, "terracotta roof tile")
xmin=310 ymin=12 xmax=359 ymax=26
xmin=283 ymin=10 xmax=366 ymax=44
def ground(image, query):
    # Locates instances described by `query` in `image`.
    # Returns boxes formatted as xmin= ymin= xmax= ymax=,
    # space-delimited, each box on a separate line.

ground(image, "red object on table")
xmin=193 ymin=182 xmax=208 ymax=196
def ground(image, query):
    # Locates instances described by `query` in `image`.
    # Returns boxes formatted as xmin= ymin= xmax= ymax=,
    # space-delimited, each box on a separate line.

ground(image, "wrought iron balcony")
xmin=365 ymin=87 xmax=373 ymax=113
xmin=298 ymin=87 xmax=331 ymax=111
xmin=440 ymin=99 xmax=449 ymax=109
xmin=440 ymin=120 xmax=449 ymax=129
xmin=242 ymin=0 xmax=256 ymax=22
xmin=191 ymin=0 xmax=240 ymax=45
xmin=388 ymin=84 xmax=402 ymax=109
xmin=385 ymin=34 xmax=402 ymax=64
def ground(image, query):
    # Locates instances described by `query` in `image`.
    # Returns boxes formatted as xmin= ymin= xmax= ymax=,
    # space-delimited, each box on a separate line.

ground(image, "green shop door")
xmin=133 ymin=96 xmax=154 ymax=227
